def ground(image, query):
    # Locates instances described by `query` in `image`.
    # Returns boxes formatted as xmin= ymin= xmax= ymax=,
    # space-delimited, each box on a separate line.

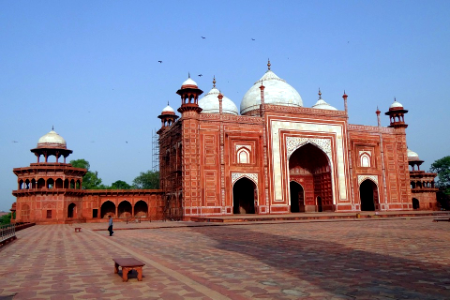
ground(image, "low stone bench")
xmin=113 ymin=257 xmax=145 ymax=282
xmin=74 ymin=227 xmax=81 ymax=232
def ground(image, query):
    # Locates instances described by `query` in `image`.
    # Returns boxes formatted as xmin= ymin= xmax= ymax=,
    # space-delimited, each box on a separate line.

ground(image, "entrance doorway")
xmin=360 ymin=179 xmax=378 ymax=211
xmin=233 ymin=177 xmax=256 ymax=214
xmin=290 ymin=181 xmax=305 ymax=212
xmin=68 ymin=203 xmax=76 ymax=218
xmin=317 ymin=196 xmax=323 ymax=212
xmin=412 ymin=198 xmax=420 ymax=210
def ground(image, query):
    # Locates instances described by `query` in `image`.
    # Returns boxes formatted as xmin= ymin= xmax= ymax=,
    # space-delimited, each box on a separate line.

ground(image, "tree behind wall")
xmin=133 ymin=171 xmax=160 ymax=189
xmin=430 ymin=156 xmax=450 ymax=209
xmin=70 ymin=159 xmax=104 ymax=189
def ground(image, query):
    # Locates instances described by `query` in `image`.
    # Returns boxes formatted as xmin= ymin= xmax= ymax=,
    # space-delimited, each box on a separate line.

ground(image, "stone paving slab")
xmin=0 ymin=218 xmax=449 ymax=299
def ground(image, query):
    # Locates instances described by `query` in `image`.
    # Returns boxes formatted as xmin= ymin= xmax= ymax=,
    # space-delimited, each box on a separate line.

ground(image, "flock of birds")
xmin=157 ymin=36 xmax=256 ymax=77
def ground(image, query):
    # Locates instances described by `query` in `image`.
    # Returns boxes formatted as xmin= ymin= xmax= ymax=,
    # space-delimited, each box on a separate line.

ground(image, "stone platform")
xmin=0 ymin=216 xmax=449 ymax=299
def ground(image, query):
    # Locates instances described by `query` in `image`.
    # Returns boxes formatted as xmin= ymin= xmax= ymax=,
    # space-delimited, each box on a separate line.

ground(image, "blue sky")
xmin=1 ymin=0 xmax=449 ymax=211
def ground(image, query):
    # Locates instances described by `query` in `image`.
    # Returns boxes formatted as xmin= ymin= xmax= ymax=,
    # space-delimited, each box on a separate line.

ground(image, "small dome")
xmin=312 ymin=99 xmax=337 ymax=110
xmin=407 ymin=149 xmax=420 ymax=161
xmin=161 ymin=104 xmax=175 ymax=115
xmin=199 ymin=87 xmax=239 ymax=115
xmin=240 ymin=70 xmax=303 ymax=115
xmin=37 ymin=129 xmax=67 ymax=149
xmin=390 ymin=99 xmax=403 ymax=108
xmin=181 ymin=77 xmax=198 ymax=88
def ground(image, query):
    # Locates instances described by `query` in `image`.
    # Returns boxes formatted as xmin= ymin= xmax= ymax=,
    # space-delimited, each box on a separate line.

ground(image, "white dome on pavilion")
xmin=407 ymin=149 xmax=420 ymax=161
xmin=390 ymin=99 xmax=403 ymax=108
xmin=181 ymin=77 xmax=198 ymax=88
xmin=312 ymin=99 xmax=337 ymax=110
xmin=240 ymin=68 xmax=303 ymax=115
xmin=161 ymin=104 xmax=175 ymax=114
xmin=37 ymin=129 xmax=67 ymax=148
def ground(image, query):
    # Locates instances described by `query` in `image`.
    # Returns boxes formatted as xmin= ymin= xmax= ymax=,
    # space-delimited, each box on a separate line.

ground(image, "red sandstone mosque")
xmin=11 ymin=62 xmax=438 ymax=224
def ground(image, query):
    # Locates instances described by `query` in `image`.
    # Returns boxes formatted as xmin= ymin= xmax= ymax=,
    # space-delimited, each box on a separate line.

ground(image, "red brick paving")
xmin=0 ymin=218 xmax=449 ymax=299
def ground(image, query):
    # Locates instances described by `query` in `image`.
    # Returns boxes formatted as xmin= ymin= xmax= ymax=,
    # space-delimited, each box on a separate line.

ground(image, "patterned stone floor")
xmin=0 ymin=218 xmax=449 ymax=299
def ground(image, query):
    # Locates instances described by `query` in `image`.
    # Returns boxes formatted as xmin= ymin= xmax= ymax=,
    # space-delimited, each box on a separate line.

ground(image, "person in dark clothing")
xmin=108 ymin=215 xmax=114 ymax=236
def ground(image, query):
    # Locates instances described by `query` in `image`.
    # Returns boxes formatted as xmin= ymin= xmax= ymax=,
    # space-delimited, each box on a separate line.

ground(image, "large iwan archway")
xmin=233 ymin=177 xmax=256 ymax=214
xmin=360 ymin=179 xmax=379 ymax=211
xmin=289 ymin=143 xmax=333 ymax=212
xmin=101 ymin=201 xmax=116 ymax=218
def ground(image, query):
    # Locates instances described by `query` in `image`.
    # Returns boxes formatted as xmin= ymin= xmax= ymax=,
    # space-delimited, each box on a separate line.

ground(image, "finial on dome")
xmin=213 ymin=76 xmax=216 ymax=88
xmin=267 ymin=59 xmax=271 ymax=71
xmin=394 ymin=97 xmax=397 ymax=102
xmin=167 ymin=101 xmax=169 ymax=106
xmin=188 ymin=72 xmax=190 ymax=78
xmin=318 ymin=88 xmax=322 ymax=99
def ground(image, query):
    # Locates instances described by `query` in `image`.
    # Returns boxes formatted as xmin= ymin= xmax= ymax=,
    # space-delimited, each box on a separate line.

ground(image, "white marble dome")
xmin=240 ymin=70 xmax=303 ymax=115
xmin=181 ymin=77 xmax=198 ymax=88
xmin=161 ymin=104 xmax=175 ymax=114
xmin=312 ymin=99 xmax=337 ymax=110
xmin=199 ymin=87 xmax=239 ymax=115
xmin=37 ymin=129 xmax=67 ymax=148
xmin=390 ymin=99 xmax=403 ymax=108
xmin=407 ymin=149 xmax=420 ymax=161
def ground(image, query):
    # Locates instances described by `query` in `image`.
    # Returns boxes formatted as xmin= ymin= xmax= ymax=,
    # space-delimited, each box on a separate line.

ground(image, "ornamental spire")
xmin=267 ymin=58 xmax=271 ymax=71
xmin=213 ymin=75 xmax=216 ymax=88
xmin=318 ymin=88 xmax=322 ymax=99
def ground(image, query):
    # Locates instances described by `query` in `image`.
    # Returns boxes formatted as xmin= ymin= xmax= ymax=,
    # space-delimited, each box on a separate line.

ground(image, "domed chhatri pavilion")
xmin=12 ymin=129 xmax=164 ymax=224
xmin=11 ymin=61 xmax=439 ymax=224
xmin=158 ymin=61 xmax=438 ymax=219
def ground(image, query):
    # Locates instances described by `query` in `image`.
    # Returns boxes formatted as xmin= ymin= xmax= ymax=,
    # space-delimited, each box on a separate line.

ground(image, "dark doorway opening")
xmin=68 ymin=203 xmax=76 ymax=218
xmin=290 ymin=181 xmax=305 ymax=213
xmin=93 ymin=209 xmax=98 ymax=218
xmin=233 ymin=177 xmax=256 ymax=214
xmin=412 ymin=198 xmax=420 ymax=210
xmin=360 ymin=180 xmax=378 ymax=211
xmin=317 ymin=196 xmax=323 ymax=212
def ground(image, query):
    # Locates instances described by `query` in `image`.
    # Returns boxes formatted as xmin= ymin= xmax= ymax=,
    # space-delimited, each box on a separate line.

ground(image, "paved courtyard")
xmin=0 ymin=218 xmax=449 ymax=300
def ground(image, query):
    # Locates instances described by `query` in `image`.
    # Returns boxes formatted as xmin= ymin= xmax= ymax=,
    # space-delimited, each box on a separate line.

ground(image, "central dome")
xmin=240 ymin=70 xmax=303 ymax=115
xmin=199 ymin=87 xmax=239 ymax=115
xmin=37 ymin=129 xmax=67 ymax=149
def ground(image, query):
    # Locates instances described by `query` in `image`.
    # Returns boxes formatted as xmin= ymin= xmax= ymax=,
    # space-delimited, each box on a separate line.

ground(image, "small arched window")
xmin=360 ymin=153 xmax=371 ymax=167
xmin=237 ymin=148 xmax=250 ymax=164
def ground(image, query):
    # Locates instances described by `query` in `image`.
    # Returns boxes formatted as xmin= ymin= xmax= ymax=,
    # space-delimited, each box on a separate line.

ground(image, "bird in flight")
xmin=201 ymin=36 xmax=206 ymax=39
xmin=158 ymin=61 xmax=162 ymax=63
xmin=12 ymin=140 xmax=18 ymax=143
xmin=198 ymin=74 xmax=203 ymax=77
xmin=251 ymin=38 xmax=255 ymax=41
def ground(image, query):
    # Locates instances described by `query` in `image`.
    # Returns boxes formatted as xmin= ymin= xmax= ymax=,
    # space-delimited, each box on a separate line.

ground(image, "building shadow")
xmin=191 ymin=225 xmax=450 ymax=299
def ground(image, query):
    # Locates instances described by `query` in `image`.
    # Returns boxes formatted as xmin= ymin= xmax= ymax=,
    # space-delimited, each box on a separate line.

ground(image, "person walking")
xmin=108 ymin=215 xmax=114 ymax=236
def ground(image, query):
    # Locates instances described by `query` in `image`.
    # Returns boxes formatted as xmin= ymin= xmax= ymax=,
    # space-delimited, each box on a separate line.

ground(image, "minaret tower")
xmin=157 ymin=102 xmax=178 ymax=134
xmin=176 ymin=76 xmax=203 ymax=218
xmin=12 ymin=129 xmax=86 ymax=224
xmin=385 ymin=98 xmax=408 ymax=128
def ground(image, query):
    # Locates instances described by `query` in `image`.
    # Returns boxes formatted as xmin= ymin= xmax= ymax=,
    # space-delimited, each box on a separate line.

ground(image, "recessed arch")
xmin=233 ymin=177 xmax=256 ymax=214
xmin=289 ymin=143 xmax=333 ymax=212
xmin=101 ymin=201 xmax=116 ymax=218
xmin=237 ymin=147 xmax=251 ymax=164
xmin=359 ymin=179 xmax=379 ymax=211
xmin=68 ymin=203 xmax=76 ymax=218
xmin=134 ymin=200 xmax=148 ymax=218
xmin=412 ymin=198 xmax=420 ymax=210
xmin=118 ymin=200 xmax=132 ymax=219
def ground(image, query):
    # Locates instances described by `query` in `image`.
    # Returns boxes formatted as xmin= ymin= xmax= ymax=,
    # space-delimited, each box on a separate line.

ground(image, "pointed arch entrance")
xmin=101 ymin=201 xmax=116 ymax=218
xmin=233 ymin=177 xmax=256 ymax=214
xmin=68 ymin=203 xmax=76 ymax=218
xmin=289 ymin=143 xmax=333 ymax=212
xmin=412 ymin=198 xmax=420 ymax=210
xmin=360 ymin=179 xmax=379 ymax=211
xmin=290 ymin=181 xmax=305 ymax=212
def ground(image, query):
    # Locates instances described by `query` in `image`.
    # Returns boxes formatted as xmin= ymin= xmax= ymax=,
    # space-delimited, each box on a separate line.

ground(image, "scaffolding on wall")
xmin=152 ymin=130 xmax=159 ymax=172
